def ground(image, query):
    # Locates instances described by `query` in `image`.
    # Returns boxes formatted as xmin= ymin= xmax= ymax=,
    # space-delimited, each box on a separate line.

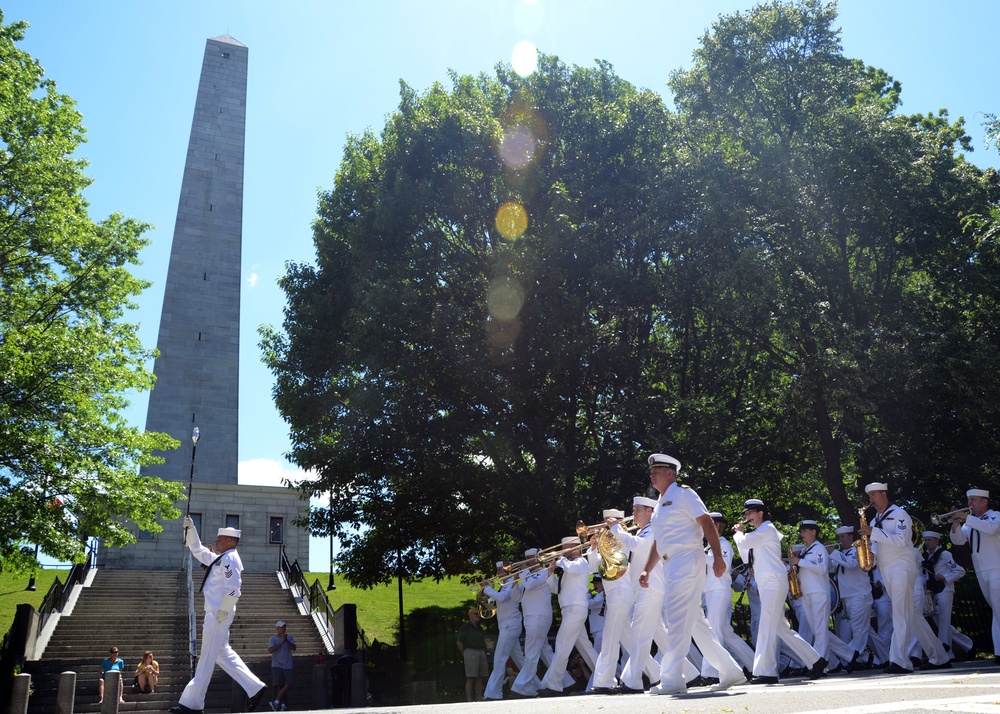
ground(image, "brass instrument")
xmin=595 ymin=525 xmax=629 ymax=581
xmin=787 ymin=541 xmax=803 ymax=599
xmin=853 ymin=506 xmax=875 ymax=572
xmin=473 ymin=583 xmax=498 ymax=619
xmin=912 ymin=516 xmax=925 ymax=549
xmin=930 ymin=508 xmax=972 ymax=526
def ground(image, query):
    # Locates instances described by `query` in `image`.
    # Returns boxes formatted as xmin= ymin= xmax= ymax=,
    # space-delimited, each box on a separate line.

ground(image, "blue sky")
xmin=6 ymin=1 xmax=998 ymax=571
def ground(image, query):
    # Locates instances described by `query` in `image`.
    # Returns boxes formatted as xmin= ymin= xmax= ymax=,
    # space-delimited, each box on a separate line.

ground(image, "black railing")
xmin=35 ymin=540 xmax=96 ymax=642
xmin=278 ymin=546 xmax=343 ymax=656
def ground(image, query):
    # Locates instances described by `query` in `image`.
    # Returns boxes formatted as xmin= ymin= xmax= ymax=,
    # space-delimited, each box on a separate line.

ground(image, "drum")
xmin=829 ymin=578 xmax=841 ymax=617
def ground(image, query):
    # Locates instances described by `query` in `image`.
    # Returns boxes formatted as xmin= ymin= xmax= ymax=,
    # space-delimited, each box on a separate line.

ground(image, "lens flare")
xmin=512 ymin=40 xmax=538 ymax=77
xmin=487 ymin=278 xmax=525 ymax=322
xmin=495 ymin=201 xmax=529 ymax=239
xmin=498 ymin=125 xmax=537 ymax=170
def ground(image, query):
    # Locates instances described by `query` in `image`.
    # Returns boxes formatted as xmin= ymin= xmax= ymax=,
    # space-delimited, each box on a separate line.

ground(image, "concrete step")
xmin=25 ymin=569 xmax=329 ymax=714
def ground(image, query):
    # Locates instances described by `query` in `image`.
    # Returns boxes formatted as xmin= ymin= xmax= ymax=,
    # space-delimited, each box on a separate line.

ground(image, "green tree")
xmin=264 ymin=0 xmax=1000 ymax=580
xmin=0 ymin=13 xmax=182 ymax=571
xmin=262 ymin=58 xmax=681 ymax=586
xmin=664 ymin=0 xmax=998 ymax=522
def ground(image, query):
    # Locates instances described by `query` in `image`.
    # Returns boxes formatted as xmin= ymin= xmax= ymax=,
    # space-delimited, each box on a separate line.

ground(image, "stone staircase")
xmin=22 ymin=570 xmax=327 ymax=714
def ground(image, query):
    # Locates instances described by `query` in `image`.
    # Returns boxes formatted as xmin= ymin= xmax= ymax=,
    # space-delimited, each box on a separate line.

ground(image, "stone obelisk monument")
xmin=101 ymin=36 xmax=307 ymax=571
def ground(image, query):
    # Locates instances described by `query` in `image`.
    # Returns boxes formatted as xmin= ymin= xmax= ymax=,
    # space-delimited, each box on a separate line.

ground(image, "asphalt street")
xmin=335 ymin=660 xmax=1000 ymax=714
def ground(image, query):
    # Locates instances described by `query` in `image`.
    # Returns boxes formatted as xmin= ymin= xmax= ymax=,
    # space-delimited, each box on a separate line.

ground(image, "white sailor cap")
xmin=922 ymin=531 xmax=943 ymax=540
xmin=524 ymin=547 xmax=539 ymax=557
xmin=708 ymin=512 xmax=726 ymax=521
xmin=835 ymin=526 xmax=855 ymax=536
xmin=968 ymin=488 xmax=990 ymax=498
xmin=864 ymin=482 xmax=888 ymax=494
xmin=603 ymin=508 xmax=625 ymax=520
xmin=496 ymin=560 xmax=506 ymax=568
xmin=633 ymin=496 xmax=657 ymax=509
xmin=799 ymin=520 xmax=819 ymax=531
xmin=561 ymin=536 xmax=581 ymax=546
xmin=217 ymin=527 xmax=241 ymax=539
xmin=648 ymin=453 xmax=682 ymax=472
xmin=742 ymin=499 xmax=765 ymax=512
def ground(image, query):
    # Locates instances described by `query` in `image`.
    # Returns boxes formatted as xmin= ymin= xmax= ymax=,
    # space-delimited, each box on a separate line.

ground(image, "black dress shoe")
xmin=847 ymin=651 xmax=862 ymax=673
xmin=910 ymin=656 xmax=923 ymax=669
xmin=686 ymin=676 xmax=707 ymax=688
xmin=884 ymin=663 xmax=912 ymax=674
xmin=743 ymin=667 xmax=753 ymax=681
xmin=170 ymin=706 xmax=203 ymax=714
xmin=246 ymin=691 xmax=265 ymax=711
xmin=506 ymin=690 xmax=536 ymax=699
xmin=809 ymin=657 xmax=828 ymax=679
xmin=921 ymin=660 xmax=952 ymax=670
xmin=701 ymin=677 xmax=719 ymax=685
xmin=749 ymin=676 xmax=778 ymax=684
xmin=586 ymin=687 xmax=613 ymax=695
xmin=537 ymin=688 xmax=564 ymax=698
xmin=611 ymin=684 xmax=645 ymax=694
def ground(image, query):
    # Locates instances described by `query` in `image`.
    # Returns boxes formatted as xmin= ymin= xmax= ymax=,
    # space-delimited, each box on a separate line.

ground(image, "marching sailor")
xmin=170 ymin=519 xmax=266 ymax=714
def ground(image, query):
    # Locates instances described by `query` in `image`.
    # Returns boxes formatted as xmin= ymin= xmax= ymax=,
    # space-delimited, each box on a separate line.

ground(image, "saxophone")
xmin=787 ymin=541 xmax=803 ymax=599
xmin=854 ymin=506 xmax=876 ymax=572
xmin=596 ymin=527 xmax=629 ymax=581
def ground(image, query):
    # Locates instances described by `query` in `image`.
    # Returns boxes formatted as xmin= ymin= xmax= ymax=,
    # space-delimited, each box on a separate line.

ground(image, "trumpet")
xmin=930 ymin=508 xmax=971 ymax=526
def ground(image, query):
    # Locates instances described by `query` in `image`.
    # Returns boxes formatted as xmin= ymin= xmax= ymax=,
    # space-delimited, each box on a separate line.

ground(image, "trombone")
xmin=930 ymin=507 xmax=972 ymax=526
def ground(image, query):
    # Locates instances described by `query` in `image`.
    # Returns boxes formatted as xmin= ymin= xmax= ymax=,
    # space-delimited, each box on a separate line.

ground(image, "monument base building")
xmin=100 ymin=483 xmax=308 ymax=572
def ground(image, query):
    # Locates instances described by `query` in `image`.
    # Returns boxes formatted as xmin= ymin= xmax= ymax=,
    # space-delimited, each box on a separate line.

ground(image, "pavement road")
xmin=340 ymin=660 xmax=1000 ymax=714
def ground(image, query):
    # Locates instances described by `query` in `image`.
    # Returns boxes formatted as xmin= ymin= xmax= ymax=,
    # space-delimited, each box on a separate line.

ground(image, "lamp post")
xmin=327 ymin=489 xmax=337 ymax=591
xmin=25 ymin=544 xmax=40 ymax=591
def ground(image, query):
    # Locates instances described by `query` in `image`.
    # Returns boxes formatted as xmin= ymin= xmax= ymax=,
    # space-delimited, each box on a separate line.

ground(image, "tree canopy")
xmin=262 ymin=0 xmax=999 ymax=586
xmin=0 ymin=12 xmax=183 ymax=571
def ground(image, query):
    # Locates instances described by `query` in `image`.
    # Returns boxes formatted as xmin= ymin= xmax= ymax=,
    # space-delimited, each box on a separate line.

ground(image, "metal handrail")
xmin=35 ymin=539 xmax=96 ymax=638
xmin=278 ymin=546 xmax=338 ymax=655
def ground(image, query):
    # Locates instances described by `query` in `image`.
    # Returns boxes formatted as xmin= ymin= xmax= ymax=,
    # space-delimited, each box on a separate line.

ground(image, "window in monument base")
xmin=269 ymin=517 xmax=284 ymax=544
xmin=191 ymin=513 xmax=202 ymax=534
xmin=226 ymin=514 xmax=240 ymax=532
xmin=138 ymin=529 xmax=153 ymax=540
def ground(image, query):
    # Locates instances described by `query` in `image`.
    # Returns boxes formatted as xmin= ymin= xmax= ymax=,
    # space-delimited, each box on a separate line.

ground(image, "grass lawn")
xmin=0 ymin=569 xmax=71 ymax=634
xmin=303 ymin=572 xmax=476 ymax=645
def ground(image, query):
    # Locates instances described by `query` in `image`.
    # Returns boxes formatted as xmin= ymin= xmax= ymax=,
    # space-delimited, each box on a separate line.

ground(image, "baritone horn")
xmin=930 ymin=508 xmax=971 ymax=526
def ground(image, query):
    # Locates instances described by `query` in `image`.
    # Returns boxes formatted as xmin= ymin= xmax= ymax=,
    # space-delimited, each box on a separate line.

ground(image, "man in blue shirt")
xmin=267 ymin=621 xmax=297 ymax=711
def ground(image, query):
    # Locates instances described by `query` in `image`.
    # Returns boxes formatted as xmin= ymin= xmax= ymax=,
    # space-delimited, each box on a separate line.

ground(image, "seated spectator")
xmin=135 ymin=651 xmax=160 ymax=693
xmin=98 ymin=646 xmax=126 ymax=704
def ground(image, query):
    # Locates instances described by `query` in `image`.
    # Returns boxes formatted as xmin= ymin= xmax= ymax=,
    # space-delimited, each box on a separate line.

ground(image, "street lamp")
xmin=327 ymin=489 xmax=337 ymax=591
xmin=25 ymin=543 xmax=39 ymax=591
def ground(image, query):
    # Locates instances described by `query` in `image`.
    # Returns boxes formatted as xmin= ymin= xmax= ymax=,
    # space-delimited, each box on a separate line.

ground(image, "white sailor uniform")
xmin=868 ymin=504 xmax=948 ymax=669
xmin=482 ymin=580 xmax=528 ymax=700
xmin=733 ymin=521 xmax=821 ymax=678
xmin=178 ymin=530 xmax=265 ymax=711
xmin=951 ymin=508 xmax=1000 ymax=656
